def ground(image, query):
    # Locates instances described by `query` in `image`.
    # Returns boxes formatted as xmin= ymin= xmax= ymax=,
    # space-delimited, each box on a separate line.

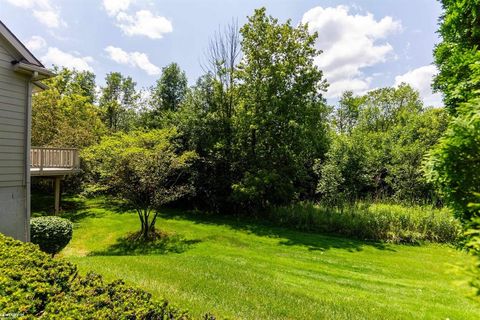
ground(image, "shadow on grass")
xmin=97 ymin=197 xmax=136 ymax=215
xmin=34 ymin=193 xmax=395 ymax=254
xmin=160 ymin=209 xmax=395 ymax=253
xmin=31 ymin=193 xmax=89 ymax=218
xmin=89 ymin=233 xmax=201 ymax=256
xmin=61 ymin=210 xmax=102 ymax=223
xmin=32 ymin=195 xmax=101 ymax=223
xmin=33 ymin=195 xmax=135 ymax=222
xmin=276 ymin=234 xmax=392 ymax=252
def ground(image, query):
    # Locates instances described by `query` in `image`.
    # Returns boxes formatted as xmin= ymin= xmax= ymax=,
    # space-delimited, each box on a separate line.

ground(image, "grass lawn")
xmin=35 ymin=196 xmax=480 ymax=319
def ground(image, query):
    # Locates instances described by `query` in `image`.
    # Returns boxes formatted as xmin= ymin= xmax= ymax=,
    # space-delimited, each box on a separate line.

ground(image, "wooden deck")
xmin=30 ymin=147 xmax=81 ymax=176
xmin=30 ymin=147 xmax=81 ymax=214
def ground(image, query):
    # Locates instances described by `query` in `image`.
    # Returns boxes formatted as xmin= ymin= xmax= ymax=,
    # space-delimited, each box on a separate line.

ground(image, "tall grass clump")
xmin=270 ymin=202 xmax=461 ymax=244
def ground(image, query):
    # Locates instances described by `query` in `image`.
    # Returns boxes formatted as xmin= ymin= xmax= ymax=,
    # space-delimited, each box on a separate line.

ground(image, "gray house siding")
xmin=0 ymin=36 xmax=30 ymax=241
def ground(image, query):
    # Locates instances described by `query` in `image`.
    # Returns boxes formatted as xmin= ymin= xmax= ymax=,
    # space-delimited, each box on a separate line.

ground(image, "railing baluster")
xmin=30 ymin=147 xmax=80 ymax=172
xmin=40 ymin=149 xmax=44 ymax=173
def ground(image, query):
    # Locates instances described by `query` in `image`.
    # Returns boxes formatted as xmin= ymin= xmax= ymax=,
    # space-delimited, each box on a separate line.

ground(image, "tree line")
xmin=32 ymin=8 xmax=449 ymax=215
xmin=31 ymin=2 xmax=480 ymax=292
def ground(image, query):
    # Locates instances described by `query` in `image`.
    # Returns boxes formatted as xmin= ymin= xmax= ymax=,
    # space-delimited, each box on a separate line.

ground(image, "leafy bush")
xmin=430 ymin=0 xmax=480 ymax=294
xmin=82 ymin=129 xmax=197 ymax=240
xmin=270 ymin=202 xmax=461 ymax=244
xmin=426 ymin=100 xmax=480 ymax=222
xmin=0 ymin=233 xmax=212 ymax=319
xmin=30 ymin=216 xmax=73 ymax=256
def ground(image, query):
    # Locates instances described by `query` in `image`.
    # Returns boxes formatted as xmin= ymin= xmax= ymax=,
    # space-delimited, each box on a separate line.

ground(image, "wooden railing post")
xmin=74 ymin=149 xmax=80 ymax=168
xmin=39 ymin=148 xmax=44 ymax=173
xmin=54 ymin=176 xmax=61 ymax=214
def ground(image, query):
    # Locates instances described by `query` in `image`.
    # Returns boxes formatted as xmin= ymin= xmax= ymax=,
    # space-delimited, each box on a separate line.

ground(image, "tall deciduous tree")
xmin=204 ymin=20 xmax=241 ymax=119
xmin=171 ymin=71 xmax=242 ymax=212
xmin=335 ymin=91 xmax=363 ymax=134
xmin=99 ymin=72 xmax=139 ymax=132
xmin=433 ymin=0 xmax=480 ymax=115
xmin=52 ymin=66 xmax=96 ymax=104
xmin=233 ymin=8 xmax=330 ymax=210
xmin=151 ymin=63 xmax=188 ymax=112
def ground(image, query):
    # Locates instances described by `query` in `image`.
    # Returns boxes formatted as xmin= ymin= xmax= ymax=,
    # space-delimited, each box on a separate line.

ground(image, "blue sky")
xmin=0 ymin=0 xmax=443 ymax=105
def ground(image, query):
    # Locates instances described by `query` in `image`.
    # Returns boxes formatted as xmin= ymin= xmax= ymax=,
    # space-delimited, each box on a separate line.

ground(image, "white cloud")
xmin=4 ymin=0 xmax=35 ymax=9
xmin=102 ymin=1 xmax=172 ymax=40
xmin=394 ymin=65 xmax=442 ymax=107
xmin=42 ymin=47 xmax=94 ymax=71
xmin=105 ymin=46 xmax=161 ymax=75
xmin=25 ymin=36 xmax=47 ymax=51
xmin=329 ymin=77 xmax=373 ymax=98
xmin=116 ymin=10 xmax=173 ymax=39
xmin=105 ymin=46 xmax=129 ymax=64
xmin=103 ymin=0 xmax=132 ymax=16
xmin=302 ymin=5 xmax=401 ymax=98
xmin=33 ymin=10 xmax=62 ymax=28
xmin=3 ymin=0 xmax=65 ymax=28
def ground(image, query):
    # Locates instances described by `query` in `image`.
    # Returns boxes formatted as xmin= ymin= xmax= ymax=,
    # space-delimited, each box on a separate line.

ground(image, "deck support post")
xmin=54 ymin=176 xmax=61 ymax=215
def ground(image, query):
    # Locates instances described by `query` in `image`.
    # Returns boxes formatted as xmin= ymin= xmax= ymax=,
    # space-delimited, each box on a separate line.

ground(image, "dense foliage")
xmin=32 ymin=67 xmax=105 ymax=148
xmin=270 ymin=202 xmax=461 ymax=244
xmin=141 ymin=63 xmax=189 ymax=129
xmin=82 ymin=129 xmax=197 ymax=240
xmin=99 ymin=72 xmax=140 ymax=132
xmin=152 ymin=62 xmax=188 ymax=112
xmin=426 ymin=100 xmax=480 ymax=221
xmin=30 ymin=216 xmax=73 ymax=256
xmin=0 ymin=233 xmax=203 ymax=319
xmin=428 ymin=0 xmax=480 ymax=292
xmin=29 ymin=8 xmax=455 ymax=239
xmin=232 ymin=8 xmax=329 ymax=210
xmin=165 ymin=9 xmax=330 ymax=212
xmin=317 ymin=85 xmax=448 ymax=205
xmin=154 ymin=11 xmax=446 ymax=213
xmin=30 ymin=9 xmax=450 ymax=216
xmin=433 ymin=0 xmax=480 ymax=114
xmin=466 ymin=196 xmax=480 ymax=291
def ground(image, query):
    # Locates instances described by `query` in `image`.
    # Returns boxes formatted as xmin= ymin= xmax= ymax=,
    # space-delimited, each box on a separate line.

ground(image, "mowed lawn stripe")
xmin=55 ymin=198 xmax=479 ymax=319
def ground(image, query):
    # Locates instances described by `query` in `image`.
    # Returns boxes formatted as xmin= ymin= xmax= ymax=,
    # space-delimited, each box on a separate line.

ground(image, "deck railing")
xmin=30 ymin=147 xmax=80 ymax=172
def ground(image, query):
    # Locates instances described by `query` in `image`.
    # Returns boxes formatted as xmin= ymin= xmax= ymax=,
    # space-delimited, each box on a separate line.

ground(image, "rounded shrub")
xmin=30 ymin=216 xmax=73 ymax=256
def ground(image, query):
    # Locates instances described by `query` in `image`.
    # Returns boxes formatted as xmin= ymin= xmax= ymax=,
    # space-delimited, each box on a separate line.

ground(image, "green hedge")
xmin=30 ymin=216 xmax=73 ymax=256
xmin=0 ymin=233 xmax=214 ymax=319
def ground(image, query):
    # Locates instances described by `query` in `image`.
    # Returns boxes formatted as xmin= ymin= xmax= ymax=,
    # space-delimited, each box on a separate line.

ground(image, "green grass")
xmin=42 ymin=196 xmax=480 ymax=319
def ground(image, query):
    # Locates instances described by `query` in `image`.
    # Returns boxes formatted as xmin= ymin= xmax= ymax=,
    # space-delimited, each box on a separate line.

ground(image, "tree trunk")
xmin=142 ymin=222 xmax=149 ymax=240
xmin=138 ymin=208 xmax=158 ymax=240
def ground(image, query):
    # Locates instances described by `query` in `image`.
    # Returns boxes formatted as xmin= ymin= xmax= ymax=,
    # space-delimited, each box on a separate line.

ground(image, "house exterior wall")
xmin=0 ymin=36 xmax=30 ymax=241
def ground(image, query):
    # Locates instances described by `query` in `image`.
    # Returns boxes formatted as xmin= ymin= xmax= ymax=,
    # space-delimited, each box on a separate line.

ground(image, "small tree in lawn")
xmin=83 ymin=128 xmax=197 ymax=240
